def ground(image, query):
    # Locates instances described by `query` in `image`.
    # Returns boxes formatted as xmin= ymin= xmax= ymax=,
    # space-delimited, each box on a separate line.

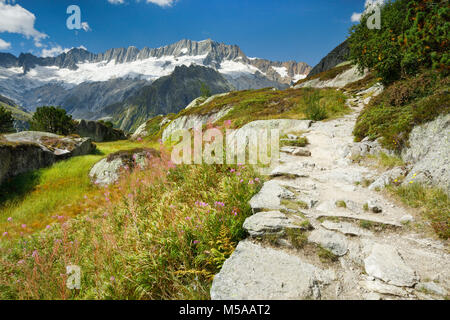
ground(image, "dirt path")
xmin=211 ymin=86 xmax=449 ymax=300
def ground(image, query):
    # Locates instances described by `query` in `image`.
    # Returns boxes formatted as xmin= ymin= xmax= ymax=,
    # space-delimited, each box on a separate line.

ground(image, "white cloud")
xmin=41 ymin=45 xmax=69 ymax=58
xmin=108 ymin=0 xmax=125 ymax=3
xmin=0 ymin=38 xmax=11 ymax=50
xmin=351 ymin=0 xmax=385 ymax=23
xmin=41 ymin=45 xmax=88 ymax=58
xmin=0 ymin=1 xmax=47 ymax=46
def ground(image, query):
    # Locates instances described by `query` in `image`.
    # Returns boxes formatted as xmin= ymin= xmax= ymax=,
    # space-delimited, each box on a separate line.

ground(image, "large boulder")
xmin=75 ymin=120 xmax=126 ymax=142
xmin=210 ymin=240 xmax=335 ymax=300
xmin=0 ymin=131 xmax=95 ymax=185
xmin=89 ymin=148 xmax=159 ymax=186
xmin=161 ymin=106 xmax=233 ymax=142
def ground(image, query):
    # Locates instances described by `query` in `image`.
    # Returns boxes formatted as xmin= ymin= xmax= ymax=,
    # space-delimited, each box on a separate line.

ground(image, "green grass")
xmin=354 ymin=71 xmax=449 ymax=151
xmin=286 ymin=229 xmax=308 ymax=249
xmin=0 ymin=139 xmax=153 ymax=236
xmin=177 ymin=87 xmax=349 ymax=129
xmin=317 ymin=246 xmax=338 ymax=263
xmin=280 ymin=135 xmax=309 ymax=148
xmin=368 ymin=152 xmax=404 ymax=169
xmin=387 ymin=183 xmax=450 ymax=239
xmin=335 ymin=200 xmax=347 ymax=208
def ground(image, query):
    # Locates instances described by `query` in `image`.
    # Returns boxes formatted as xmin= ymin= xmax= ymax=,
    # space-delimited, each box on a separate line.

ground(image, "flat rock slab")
xmin=211 ymin=240 xmax=334 ymax=300
xmin=249 ymin=180 xmax=286 ymax=212
xmin=416 ymin=282 xmax=447 ymax=296
xmin=270 ymin=162 xmax=314 ymax=178
xmin=281 ymin=146 xmax=311 ymax=157
xmin=308 ymin=229 xmax=348 ymax=256
xmin=360 ymin=280 xmax=409 ymax=297
xmin=316 ymin=213 xmax=403 ymax=228
xmin=322 ymin=220 xmax=373 ymax=237
xmin=364 ymin=244 xmax=419 ymax=287
xmin=243 ymin=211 xmax=302 ymax=237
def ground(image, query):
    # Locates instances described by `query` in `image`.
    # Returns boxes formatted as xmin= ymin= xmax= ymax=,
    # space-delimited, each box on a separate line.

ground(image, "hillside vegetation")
xmin=349 ymin=0 xmax=449 ymax=150
xmin=354 ymin=70 xmax=449 ymax=150
xmin=349 ymin=0 xmax=448 ymax=84
xmin=0 ymin=153 xmax=261 ymax=299
xmin=178 ymin=87 xmax=349 ymax=127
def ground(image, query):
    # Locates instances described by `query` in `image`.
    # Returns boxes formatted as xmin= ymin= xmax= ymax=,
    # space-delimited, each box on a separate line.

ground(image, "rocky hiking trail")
xmin=211 ymin=86 xmax=449 ymax=300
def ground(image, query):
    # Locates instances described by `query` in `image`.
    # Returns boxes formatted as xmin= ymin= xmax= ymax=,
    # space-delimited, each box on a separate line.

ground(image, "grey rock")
xmin=308 ymin=229 xmax=348 ymax=256
xmin=369 ymin=167 xmax=405 ymax=191
xmin=270 ymin=162 xmax=314 ymax=178
xmin=416 ymin=282 xmax=447 ymax=296
xmin=162 ymin=105 xmax=233 ymax=142
xmin=307 ymin=40 xmax=350 ymax=78
xmin=226 ymin=119 xmax=312 ymax=158
xmin=75 ymin=120 xmax=126 ymax=142
xmin=400 ymin=215 xmax=414 ymax=224
xmin=89 ymin=148 xmax=158 ymax=186
xmin=363 ymin=292 xmax=382 ymax=300
xmin=210 ymin=240 xmax=334 ymax=300
xmin=295 ymin=65 xmax=368 ymax=89
xmin=361 ymin=280 xmax=409 ymax=297
xmin=280 ymin=146 xmax=311 ymax=157
xmin=364 ymin=244 xmax=419 ymax=287
xmin=321 ymin=220 xmax=372 ymax=237
xmin=367 ymin=200 xmax=382 ymax=213
xmin=402 ymin=114 xmax=450 ymax=195
xmin=249 ymin=180 xmax=285 ymax=212
xmin=292 ymin=147 xmax=311 ymax=157
xmin=243 ymin=211 xmax=301 ymax=237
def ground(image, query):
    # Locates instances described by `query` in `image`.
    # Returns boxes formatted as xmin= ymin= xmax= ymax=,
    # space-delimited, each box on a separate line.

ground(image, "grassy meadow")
xmin=0 ymin=139 xmax=155 ymax=237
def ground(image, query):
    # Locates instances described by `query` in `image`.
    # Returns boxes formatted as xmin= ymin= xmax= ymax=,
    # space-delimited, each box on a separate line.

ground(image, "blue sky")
xmin=0 ymin=0 xmax=369 ymax=66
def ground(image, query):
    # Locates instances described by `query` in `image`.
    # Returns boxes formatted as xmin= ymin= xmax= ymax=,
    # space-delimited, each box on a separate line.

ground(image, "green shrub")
xmin=30 ymin=106 xmax=75 ymax=136
xmin=353 ymin=70 xmax=449 ymax=150
xmin=0 ymin=106 xmax=15 ymax=134
xmin=305 ymin=91 xmax=328 ymax=121
xmin=349 ymin=0 xmax=449 ymax=85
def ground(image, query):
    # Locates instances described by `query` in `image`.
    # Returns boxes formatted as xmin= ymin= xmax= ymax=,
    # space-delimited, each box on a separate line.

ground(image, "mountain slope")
xmin=308 ymin=40 xmax=350 ymax=77
xmin=103 ymin=65 xmax=234 ymax=132
xmin=0 ymin=39 xmax=311 ymax=126
xmin=0 ymin=94 xmax=32 ymax=132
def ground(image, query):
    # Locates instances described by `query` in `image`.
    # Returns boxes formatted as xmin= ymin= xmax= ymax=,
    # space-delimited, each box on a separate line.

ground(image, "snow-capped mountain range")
xmin=0 ymin=39 xmax=310 ymax=128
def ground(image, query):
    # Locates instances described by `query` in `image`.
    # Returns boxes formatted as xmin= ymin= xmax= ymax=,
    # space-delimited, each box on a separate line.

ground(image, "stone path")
xmin=211 ymin=85 xmax=450 ymax=300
